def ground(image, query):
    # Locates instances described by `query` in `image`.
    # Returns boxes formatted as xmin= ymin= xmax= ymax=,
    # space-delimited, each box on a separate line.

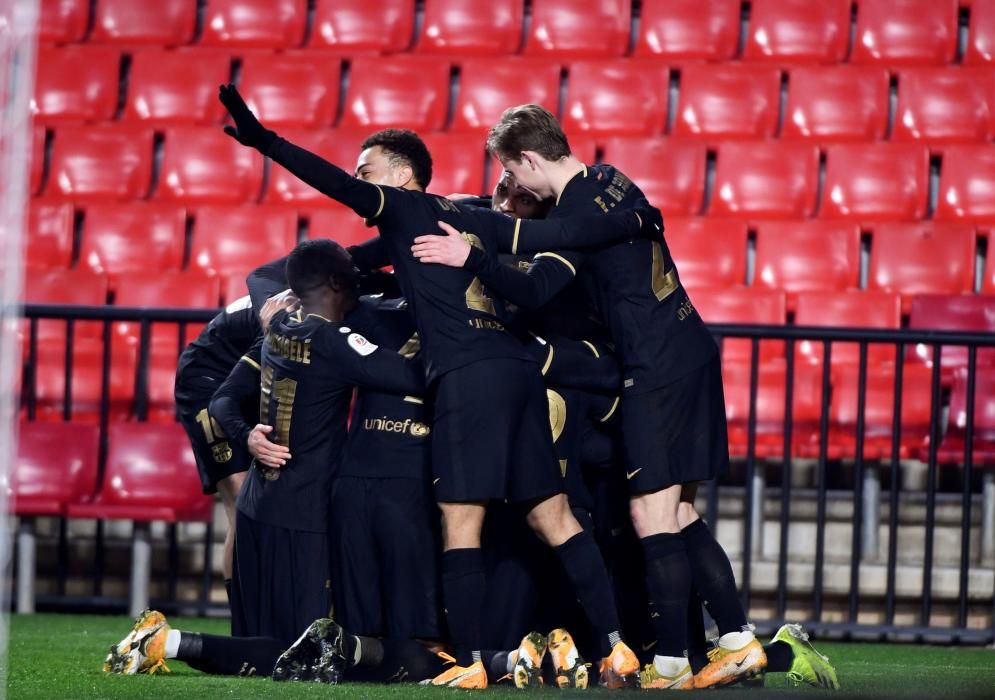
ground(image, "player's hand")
xmin=446 ymin=193 xmax=476 ymax=201
xmin=218 ymin=83 xmax=277 ymax=153
xmin=260 ymin=289 xmax=299 ymax=331
xmin=411 ymin=221 xmax=472 ymax=267
xmin=247 ymin=424 xmax=291 ymax=467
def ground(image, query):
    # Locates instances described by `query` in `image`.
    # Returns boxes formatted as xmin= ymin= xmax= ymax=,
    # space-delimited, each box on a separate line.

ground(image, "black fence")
xmin=14 ymin=304 xmax=995 ymax=642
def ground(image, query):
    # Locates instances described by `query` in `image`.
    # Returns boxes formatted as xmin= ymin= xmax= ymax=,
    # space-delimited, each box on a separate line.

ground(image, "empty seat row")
xmin=38 ymin=0 xmax=995 ymax=66
xmin=33 ymin=48 xmax=995 ymax=145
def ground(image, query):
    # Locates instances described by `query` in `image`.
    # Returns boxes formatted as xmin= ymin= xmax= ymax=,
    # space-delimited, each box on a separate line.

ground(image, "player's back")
xmin=176 ymin=295 xmax=258 ymax=386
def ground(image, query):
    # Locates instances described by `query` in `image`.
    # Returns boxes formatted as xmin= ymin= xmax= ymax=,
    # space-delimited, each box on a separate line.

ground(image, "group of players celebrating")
xmin=101 ymin=84 xmax=839 ymax=691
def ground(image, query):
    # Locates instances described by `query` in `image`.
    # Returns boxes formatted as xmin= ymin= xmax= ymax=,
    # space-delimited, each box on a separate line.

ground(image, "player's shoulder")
xmin=321 ymin=322 xmax=381 ymax=359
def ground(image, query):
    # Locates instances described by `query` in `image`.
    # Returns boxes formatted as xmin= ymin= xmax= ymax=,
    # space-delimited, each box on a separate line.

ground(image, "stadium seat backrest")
xmin=421 ymin=133 xmax=486 ymax=196
xmin=664 ymin=217 xmax=747 ymax=291
xmin=600 ymin=138 xmax=706 ymax=216
xmin=949 ymin=368 xmax=995 ymax=440
xmin=563 ymin=61 xmax=670 ymax=137
xmin=722 ymin=359 xmax=821 ymax=431
xmin=309 ymin=0 xmax=415 ymax=53
xmin=967 ymin=0 xmax=995 ymax=64
xmin=12 ymin=422 xmax=99 ymax=514
xmin=308 ymin=208 xmax=379 ymax=248
xmin=986 ymin=232 xmax=995 ymax=294
xmin=744 ymin=0 xmax=851 ymax=64
xmin=525 ymin=0 xmax=630 ymax=58
xmin=115 ymin=270 xmax=218 ymax=313
xmin=122 ymin=50 xmax=230 ymax=126
xmin=38 ymin=0 xmax=90 ymax=44
xmin=32 ymin=47 xmax=119 ymax=123
xmin=831 ymin=363 xmax=933 ymax=439
xmin=794 ymin=290 xmax=902 ymax=366
xmin=692 ymin=287 xmax=787 ymax=362
xmin=711 ymin=142 xmax=820 ymax=218
xmin=30 ymin=339 xmax=137 ymax=423
xmin=868 ymin=222 xmax=976 ymax=300
xmin=79 ymin=204 xmax=186 ymax=282
xmin=265 ymin=129 xmax=372 ymax=208
xmin=822 ymin=144 xmax=930 ymax=221
xmin=46 ymin=125 xmax=154 ymax=202
xmin=238 ymin=53 xmax=340 ymax=129
xmin=26 ymin=201 xmax=74 ymax=270
xmin=340 ymin=57 xmax=451 ymax=131
xmin=853 ymin=0 xmax=959 ymax=66
xmin=894 ymin=68 xmax=995 ymax=143
xmin=190 ymin=206 xmax=298 ymax=277
xmin=936 ymin=145 xmax=995 ymax=223
xmin=753 ymin=220 xmax=861 ymax=296
xmin=634 ymin=0 xmax=739 ymax=60
xmin=783 ymin=66 xmax=890 ymax=141
xmin=453 ymin=58 xmax=561 ymax=132
xmin=675 ymin=64 xmax=782 ymax=139
xmin=157 ymin=127 xmax=264 ymax=204
xmin=31 ymin=124 xmax=45 ymax=196
xmin=908 ymin=294 xmax=995 ymax=370
xmin=418 ymin=0 xmax=524 ymax=55
xmin=24 ymin=267 xmax=107 ymax=307
xmin=91 ymin=0 xmax=198 ymax=46
xmin=200 ymin=0 xmax=307 ymax=49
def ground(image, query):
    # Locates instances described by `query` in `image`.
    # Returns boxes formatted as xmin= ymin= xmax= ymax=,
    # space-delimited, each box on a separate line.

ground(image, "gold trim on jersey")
xmin=372 ymin=185 xmax=386 ymax=219
xmin=534 ymin=252 xmax=577 ymax=276
xmin=511 ymin=218 xmax=522 ymax=254
xmin=306 ymin=313 xmax=331 ymax=322
xmin=240 ymin=355 xmax=261 ymax=371
xmin=541 ymin=344 xmax=555 ymax=375
xmin=600 ymin=396 xmax=620 ymax=423
xmin=651 ymin=243 xmax=679 ymax=302
xmin=403 ymin=396 xmax=424 ymax=404
xmin=398 ymin=334 xmax=421 ymax=359
xmin=581 ymin=340 xmax=600 ymax=358
xmin=546 ymin=389 xmax=567 ymax=443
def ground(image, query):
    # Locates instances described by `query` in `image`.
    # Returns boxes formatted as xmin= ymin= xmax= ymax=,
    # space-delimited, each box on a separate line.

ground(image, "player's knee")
xmin=677 ymin=501 xmax=700 ymax=530
xmin=525 ymin=495 xmax=576 ymax=546
xmin=629 ymin=497 xmax=679 ymax=538
xmin=439 ymin=504 xmax=484 ymax=549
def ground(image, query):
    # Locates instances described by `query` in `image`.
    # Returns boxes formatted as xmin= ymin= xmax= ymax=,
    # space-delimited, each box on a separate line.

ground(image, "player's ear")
xmin=394 ymin=163 xmax=414 ymax=188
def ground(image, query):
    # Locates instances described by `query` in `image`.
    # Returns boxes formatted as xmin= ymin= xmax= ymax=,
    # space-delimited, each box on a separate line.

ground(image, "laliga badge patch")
xmin=347 ymin=333 xmax=378 ymax=356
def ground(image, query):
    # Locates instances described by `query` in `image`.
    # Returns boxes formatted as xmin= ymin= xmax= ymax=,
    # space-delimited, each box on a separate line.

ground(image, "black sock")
xmin=485 ymin=650 xmax=510 ymax=682
xmin=224 ymin=578 xmax=232 ymax=606
xmin=681 ymin=519 xmax=748 ymax=636
xmin=764 ymin=641 xmax=794 ymax=673
xmin=345 ymin=639 xmax=447 ymax=683
xmin=182 ymin=633 xmax=286 ymax=676
xmin=352 ymin=635 xmax=385 ymax=667
xmin=641 ymin=533 xmax=690 ymax=658
xmin=441 ymin=548 xmax=485 ymax=667
xmin=554 ymin=529 xmax=622 ymax=657
xmin=686 ymin=590 xmax=709 ymax=674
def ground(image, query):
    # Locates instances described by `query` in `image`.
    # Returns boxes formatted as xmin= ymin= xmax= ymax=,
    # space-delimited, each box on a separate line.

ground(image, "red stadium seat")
xmin=966 ymin=0 xmax=995 ymax=64
xmin=525 ymin=0 xmax=630 ymax=58
xmin=308 ymin=208 xmax=379 ymax=248
xmin=237 ymin=53 xmax=340 ymax=128
xmin=32 ymin=47 xmax=119 ymax=123
xmin=600 ymin=138 xmax=706 ymax=215
xmin=340 ymin=57 xmax=450 ymax=132
xmin=309 ymin=0 xmax=415 ymax=53
xmin=853 ymin=0 xmax=959 ymax=66
xmin=28 ymin=339 xmax=136 ymax=423
xmin=674 ymin=65 xmax=782 ymax=140
xmin=79 ymin=204 xmax=186 ymax=285
xmin=157 ymin=127 xmax=264 ymax=204
xmin=421 ymin=133 xmax=487 ymax=196
xmin=265 ymin=129 xmax=370 ymax=209
xmin=664 ymin=218 xmax=747 ymax=291
xmin=894 ymin=68 xmax=995 ymax=143
xmin=122 ymin=50 xmax=230 ymax=126
xmin=986 ymin=232 xmax=995 ymax=294
xmin=564 ymin=133 xmax=598 ymax=165
xmin=190 ymin=206 xmax=298 ymax=277
xmin=711 ymin=142 xmax=820 ymax=218
xmin=223 ymin=275 xmax=250 ymax=305
xmin=562 ymin=61 xmax=669 ymax=137
xmin=30 ymin=124 xmax=45 ymax=196
xmin=744 ymin=0 xmax=851 ymax=64
xmin=936 ymin=368 xmax=995 ymax=465
xmin=91 ymin=0 xmax=197 ymax=46
xmin=868 ymin=222 xmax=976 ymax=308
xmin=46 ymin=125 xmax=154 ymax=202
xmin=907 ymin=294 xmax=995 ymax=373
xmin=634 ymin=0 xmax=739 ymax=60
xmin=68 ymin=423 xmax=214 ymax=522
xmin=753 ymin=221 xmax=861 ymax=304
xmin=200 ymin=0 xmax=307 ymax=49
xmin=26 ymin=201 xmax=73 ymax=270
xmin=822 ymin=144 xmax=930 ymax=221
xmin=452 ymin=58 xmax=561 ymax=133
xmin=11 ymin=422 xmax=99 ymax=515
xmin=692 ymin=287 xmax=787 ymax=362
xmin=417 ymin=0 xmax=524 ymax=55
xmin=38 ymin=0 xmax=89 ymax=44
xmin=794 ymin=290 xmax=903 ymax=367
xmin=936 ymin=145 xmax=995 ymax=223
xmin=23 ymin=267 xmax=109 ymax=349
xmin=783 ymin=66 xmax=890 ymax=141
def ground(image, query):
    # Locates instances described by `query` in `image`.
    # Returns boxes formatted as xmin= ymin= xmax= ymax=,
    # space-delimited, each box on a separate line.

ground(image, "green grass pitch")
xmin=7 ymin=614 xmax=995 ymax=698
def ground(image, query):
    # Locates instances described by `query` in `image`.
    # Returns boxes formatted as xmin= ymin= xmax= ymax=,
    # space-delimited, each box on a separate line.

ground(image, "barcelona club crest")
xmin=212 ymin=441 xmax=233 ymax=463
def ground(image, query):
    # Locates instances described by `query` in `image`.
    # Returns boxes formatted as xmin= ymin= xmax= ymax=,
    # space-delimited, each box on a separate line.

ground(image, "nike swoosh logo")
xmin=626 ymin=468 xmax=642 ymax=480
xmin=433 ymin=478 xmax=441 ymax=485
xmin=735 ymin=658 xmax=748 ymax=668
xmin=641 ymin=641 xmax=657 ymax=651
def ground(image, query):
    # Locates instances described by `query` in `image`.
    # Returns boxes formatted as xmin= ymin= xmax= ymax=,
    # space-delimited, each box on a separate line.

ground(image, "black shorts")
xmin=431 ymin=358 xmax=564 ymax=504
xmin=621 ymin=355 xmax=730 ymax=494
xmin=230 ymin=510 xmax=332 ymax=645
xmin=177 ymin=395 xmax=252 ymax=495
xmin=328 ymin=476 xmax=441 ymax=640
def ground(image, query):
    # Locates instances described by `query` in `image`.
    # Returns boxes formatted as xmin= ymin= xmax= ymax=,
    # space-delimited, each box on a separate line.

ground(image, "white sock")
xmin=718 ymin=630 xmax=756 ymax=649
xmin=164 ymin=630 xmax=181 ymax=659
xmin=506 ymin=652 xmax=517 ymax=673
xmin=352 ymin=636 xmax=362 ymax=666
xmin=653 ymin=654 xmax=688 ymax=677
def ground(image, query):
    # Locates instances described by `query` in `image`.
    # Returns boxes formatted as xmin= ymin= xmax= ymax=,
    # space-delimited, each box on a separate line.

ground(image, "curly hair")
xmin=360 ymin=129 xmax=433 ymax=190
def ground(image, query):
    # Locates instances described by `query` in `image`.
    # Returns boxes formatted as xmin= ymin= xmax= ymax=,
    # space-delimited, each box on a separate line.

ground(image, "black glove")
xmin=218 ymin=83 xmax=277 ymax=154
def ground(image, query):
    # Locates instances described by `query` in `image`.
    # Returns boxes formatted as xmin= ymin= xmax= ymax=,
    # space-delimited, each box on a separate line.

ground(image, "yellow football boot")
xmin=694 ymin=633 xmax=766 ymax=689
xmin=598 ymin=640 xmax=640 ymax=689
xmin=103 ymin=609 xmax=171 ymax=675
xmin=547 ymin=628 xmax=588 ymax=689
